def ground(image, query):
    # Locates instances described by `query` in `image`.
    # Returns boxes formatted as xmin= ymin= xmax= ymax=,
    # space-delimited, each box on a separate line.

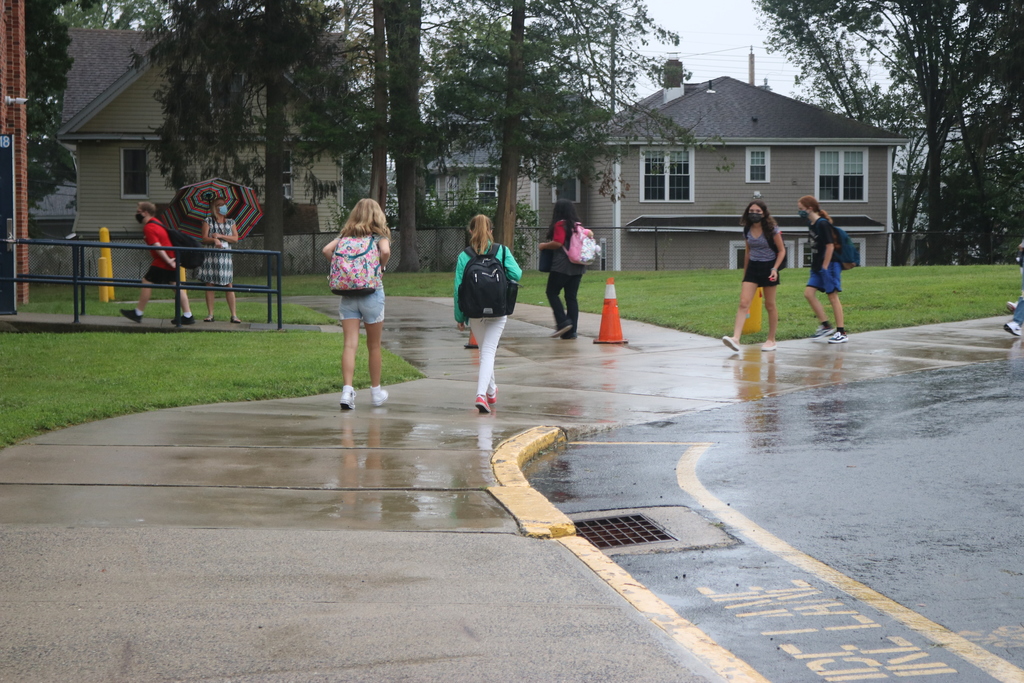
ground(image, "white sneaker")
xmin=339 ymin=387 xmax=355 ymax=410
xmin=721 ymin=336 xmax=740 ymax=352
xmin=811 ymin=324 xmax=835 ymax=340
xmin=371 ymin=387 xmax=389 ymax=406
xmin=827 ymin=331 xmax=848 ymax=344
xmin=1004 ymin=321 xmax=1021 ymax=337
xmin=1008 ymin=301 xmax=1018 ymax=313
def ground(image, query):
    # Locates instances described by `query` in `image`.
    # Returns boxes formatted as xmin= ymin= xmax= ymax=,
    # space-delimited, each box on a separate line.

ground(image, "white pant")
xmin=468 ymin=316 xmax=507 ymax=398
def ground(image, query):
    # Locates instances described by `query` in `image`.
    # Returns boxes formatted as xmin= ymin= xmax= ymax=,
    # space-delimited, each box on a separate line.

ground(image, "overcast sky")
xmin=633 ymin=0 xmax=801 ymax=97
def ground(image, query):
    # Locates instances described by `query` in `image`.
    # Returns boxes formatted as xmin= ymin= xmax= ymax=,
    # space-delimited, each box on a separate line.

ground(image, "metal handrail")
xmin=2 ymin=238 xmax=283 ymax=329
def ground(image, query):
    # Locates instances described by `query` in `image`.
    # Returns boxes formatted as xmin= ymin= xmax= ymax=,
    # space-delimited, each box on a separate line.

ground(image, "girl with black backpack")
xmin=453 ymin=215 xmax=522 ymax=414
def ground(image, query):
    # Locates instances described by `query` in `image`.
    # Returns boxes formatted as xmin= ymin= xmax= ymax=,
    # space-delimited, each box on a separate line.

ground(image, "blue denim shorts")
xmin=338 ymin=288 xmax=385 ymax=324
xmin=807 ymin=262 xmax=843 ymax=294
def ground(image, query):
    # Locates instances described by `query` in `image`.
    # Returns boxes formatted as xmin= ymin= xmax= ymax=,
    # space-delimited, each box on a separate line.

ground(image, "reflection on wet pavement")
xmin=1 ymin=297 xmax=1018 ymax=532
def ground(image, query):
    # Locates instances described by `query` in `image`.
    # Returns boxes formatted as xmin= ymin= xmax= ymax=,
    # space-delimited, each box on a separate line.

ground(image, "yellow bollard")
xmin=98 ymin=227 xmax=115 ymax=300
xmin=97 ymin=256 xmax=110 ymax=302
xmin=741 ymin=287 xmax=764 ymax=335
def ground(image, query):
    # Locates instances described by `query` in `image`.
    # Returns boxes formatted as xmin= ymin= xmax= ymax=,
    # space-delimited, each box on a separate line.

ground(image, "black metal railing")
xmin=4 ymin=238 xmax=284 ymax=329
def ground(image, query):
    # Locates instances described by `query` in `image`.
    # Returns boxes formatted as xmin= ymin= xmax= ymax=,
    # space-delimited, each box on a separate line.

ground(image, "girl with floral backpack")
xmin=322 ymin=198 xmax=391 ymax=410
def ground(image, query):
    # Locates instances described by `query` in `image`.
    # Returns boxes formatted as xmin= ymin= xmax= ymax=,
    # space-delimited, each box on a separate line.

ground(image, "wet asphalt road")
xmin=527 ymin=359 xmax=1024 ymax=682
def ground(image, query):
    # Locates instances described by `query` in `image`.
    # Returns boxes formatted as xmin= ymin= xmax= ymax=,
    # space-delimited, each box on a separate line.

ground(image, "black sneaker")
xmin=171 ymin=315 xmax=196 ymax=326
xmin=551 ymin=321 xmax=573 ymax=338
xmin=120 ymin=309 xmax=142 ymax=323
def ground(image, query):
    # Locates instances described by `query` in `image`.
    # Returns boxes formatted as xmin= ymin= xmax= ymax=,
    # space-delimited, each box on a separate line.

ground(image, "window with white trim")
xmin=747 ymin=147 xmax=770 ymax=182
xmin=817 ymin=149 xmax=866 ymax=201
xmin=642 ymin=150 xmax=691 ymax=201
xmin=121 ymin=149 xmax=148 ymax=198
xmin=551 ymin=177 xmax=580 ymax=203
xmin=282 ymin=150 xmax=293 ymax=200
xmin=477 ymin=175 xmax=497 ymax=202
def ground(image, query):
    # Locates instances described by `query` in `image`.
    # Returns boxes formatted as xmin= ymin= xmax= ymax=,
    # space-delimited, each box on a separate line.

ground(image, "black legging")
xmin=546 ymin=271 xmax=583 ymax=338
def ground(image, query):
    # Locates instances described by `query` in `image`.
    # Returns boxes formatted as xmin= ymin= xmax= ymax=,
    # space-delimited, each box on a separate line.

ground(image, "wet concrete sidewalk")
xmin=0 ymin=298 xmax=1018 ymax=682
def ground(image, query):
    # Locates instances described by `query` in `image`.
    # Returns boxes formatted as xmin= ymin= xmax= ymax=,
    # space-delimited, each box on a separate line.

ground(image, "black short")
xmin=742 ymin=260 xmax=779 ymax=287
xmin=144 ymin=265 xmax=178 ymax=285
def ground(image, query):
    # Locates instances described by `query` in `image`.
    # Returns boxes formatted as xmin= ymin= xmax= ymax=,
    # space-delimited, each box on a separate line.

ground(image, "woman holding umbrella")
xmin=194 ymin=196 xmax=241 ymax=323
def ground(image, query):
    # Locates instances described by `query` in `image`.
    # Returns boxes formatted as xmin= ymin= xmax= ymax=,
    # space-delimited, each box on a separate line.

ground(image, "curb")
xmin=489 ymin=426 xmax=768 ymax=683
xmin=488 ymin=426 xmax=574 ymax=538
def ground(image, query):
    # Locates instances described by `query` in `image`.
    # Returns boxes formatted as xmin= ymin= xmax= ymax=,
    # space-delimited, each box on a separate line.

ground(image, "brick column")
xmin=3 ymin=0 xmax=28 ymax=304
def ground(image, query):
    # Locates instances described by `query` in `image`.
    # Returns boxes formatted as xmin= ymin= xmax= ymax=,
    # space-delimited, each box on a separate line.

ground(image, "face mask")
xmin=218 ymin=205 xmax=228 ymax=216
xmin=798 ymin=209 xmax=809 ymax=219
xmin=135 ymin=213 xmax=144 ymax=223
xmin=749 ymin=214 xmax=763 ymax=223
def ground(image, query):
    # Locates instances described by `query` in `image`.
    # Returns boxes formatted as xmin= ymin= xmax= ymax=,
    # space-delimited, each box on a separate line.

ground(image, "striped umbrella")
xmin=162 ymin=178 xmax=263 ymax=239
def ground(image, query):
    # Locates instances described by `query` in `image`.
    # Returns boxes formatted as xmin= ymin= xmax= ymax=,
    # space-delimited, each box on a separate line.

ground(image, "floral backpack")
xmin=563 ymin=222 xmax=601 ymax=265
xmin=329 ymin=235 xmax=382 ymax=296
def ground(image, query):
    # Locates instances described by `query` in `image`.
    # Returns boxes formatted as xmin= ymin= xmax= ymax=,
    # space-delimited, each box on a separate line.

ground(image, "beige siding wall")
xmin=74 ymin=142 xmax=176 ymax=236
xmin=73 ymin=141 xmax=339 ymax=236
xmin=79 ymin=69 xmax=165 ymax=134
xmin=598 ymin=144 xmax=891 ymax=226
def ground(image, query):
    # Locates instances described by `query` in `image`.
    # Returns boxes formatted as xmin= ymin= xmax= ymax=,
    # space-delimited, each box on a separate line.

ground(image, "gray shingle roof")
xmin=62 ymin=29 xmax=151 ymax=126
xmin=637 ymin=77 xmax=902 ymax=141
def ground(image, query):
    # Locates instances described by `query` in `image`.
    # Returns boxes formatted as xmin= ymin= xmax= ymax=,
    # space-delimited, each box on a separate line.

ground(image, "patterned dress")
xmin=194 ymin=218 xmax=235 ymax=285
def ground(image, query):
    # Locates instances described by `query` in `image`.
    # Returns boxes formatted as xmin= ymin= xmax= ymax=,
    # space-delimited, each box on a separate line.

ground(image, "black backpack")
xmin=458 ymin=244 xmax=511 ymax=318
xmin=155 ymin=218 xmax=205 ymax=270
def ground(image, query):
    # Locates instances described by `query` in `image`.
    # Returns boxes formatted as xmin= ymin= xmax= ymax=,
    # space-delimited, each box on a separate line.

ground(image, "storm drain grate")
xmin=574 ymin=514 xmax=676 ymax=549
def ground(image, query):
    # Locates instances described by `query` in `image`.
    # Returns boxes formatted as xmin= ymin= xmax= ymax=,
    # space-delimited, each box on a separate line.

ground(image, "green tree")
xmin=146 ymin=0 xmax=343 ymax=254
xmin=756 ymin=0 xmax=1003 ymax=244
xmin=59 ymin=0 xmax=166 ymax=29
xmin=26 ymin=0 xmax=80 ymax=222
xmin=428 ymin=0 xmax=679 ymax=246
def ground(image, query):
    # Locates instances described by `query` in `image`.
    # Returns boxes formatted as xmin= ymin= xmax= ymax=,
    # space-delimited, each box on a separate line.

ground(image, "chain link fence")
xmin=26 ymin=229 xmax=1022 ymax=278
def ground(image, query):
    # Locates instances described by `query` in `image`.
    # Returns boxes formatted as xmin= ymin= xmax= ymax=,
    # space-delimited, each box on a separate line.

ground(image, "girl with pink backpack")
xmin=322 ymin=198 xmax=391 ymax=410
xmin=538 ymin=199 xmax=588 ymax=339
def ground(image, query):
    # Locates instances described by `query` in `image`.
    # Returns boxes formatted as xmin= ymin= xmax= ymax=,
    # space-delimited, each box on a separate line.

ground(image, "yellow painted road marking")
xmin=558 ymin=535 xmax=770 ymax=683
xmin=676 ymin=442 xmax=1024 ymax=683
xmin=494 ymin=429 xmax=767 ymax=681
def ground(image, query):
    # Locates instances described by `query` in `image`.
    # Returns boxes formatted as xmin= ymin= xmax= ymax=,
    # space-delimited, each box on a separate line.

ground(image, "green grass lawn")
xmin=18 ymin=283 xmax=336 ymax=325
xmin=329 ymin=265 xmax=1015 ymax=344
xmin=0 ymin=332 xmax=422 ymax=447
xmin=3 ymin=264 xmax=1016 ymax=446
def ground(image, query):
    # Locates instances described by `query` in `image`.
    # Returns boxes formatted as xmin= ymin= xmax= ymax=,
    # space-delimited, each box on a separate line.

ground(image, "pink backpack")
xmin=329 ymin=236 xmax=382 ymax=296
xmin=563 ymin=222 xmax=600 ymax=264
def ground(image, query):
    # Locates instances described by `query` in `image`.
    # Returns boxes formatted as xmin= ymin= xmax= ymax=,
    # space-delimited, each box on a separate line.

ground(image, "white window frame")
xmin=815 ymin=148 xmax=868 ymax=202
xmin=551 ymin=177 xmax=581 ymax=203
xmin=746 ymin=147 xmax=770 ymax=183
xmin=477 ymin=174 xmax=497 ymax=202
xmin=639 ymin=149 xmax=693 ymax=203
xmin=120 ymin=148 xmax=149 ymax=199
xmin=282 ymin=150 xmax=293 ymax=200
xmin=728 ymin=239 xmax=795 ymax=269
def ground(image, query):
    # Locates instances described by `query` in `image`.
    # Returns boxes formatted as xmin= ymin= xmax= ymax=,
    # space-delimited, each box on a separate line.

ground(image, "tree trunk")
xmin=384 ymin=0 xmax=422 ymax=271
xmin=369 ymin=0 xmax=388 ymax=209
xmin=493 ymin=0 xmax=526 ymax=248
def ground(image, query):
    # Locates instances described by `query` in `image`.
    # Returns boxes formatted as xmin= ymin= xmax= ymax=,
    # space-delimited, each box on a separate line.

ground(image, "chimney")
xmin=748 ymin=48 xmax=755 ymax=85
xmin=663 ymin=58 xmax=685 ymax=103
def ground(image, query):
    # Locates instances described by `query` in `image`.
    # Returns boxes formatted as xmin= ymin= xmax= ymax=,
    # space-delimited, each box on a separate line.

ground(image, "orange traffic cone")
xmin=594 ymin=278 xmax=628 ymax=344
xmin=464 ymin=330 xmax=479 ymax=349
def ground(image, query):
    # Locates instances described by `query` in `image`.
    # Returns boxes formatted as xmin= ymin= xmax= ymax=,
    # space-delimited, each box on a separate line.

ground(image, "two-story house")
xmin=58 ymin=28 xmax=341 ymax=239
xmin=431 ymin=69 xmax=905 ymax=270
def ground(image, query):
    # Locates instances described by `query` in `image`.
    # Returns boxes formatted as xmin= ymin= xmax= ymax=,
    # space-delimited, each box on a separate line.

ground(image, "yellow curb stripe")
xmin=677 ymin=443 xmax=1024 ymax=683
xmin=491 ymin=426 xmax=566 ymax=487
xmin=558 ymin=535 xmax=770 ymax=683
xmin=490 ymin=429 xmax=766 ymax=680
xmin=489 ymin=426 xmax=573 ymax=538
xmin=487 ymin=486 xmax=574 ymax=538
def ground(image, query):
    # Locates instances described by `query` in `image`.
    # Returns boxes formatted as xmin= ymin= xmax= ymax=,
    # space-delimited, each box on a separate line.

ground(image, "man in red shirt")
xmin=120 ymin=201 xmax=195 ymax=324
